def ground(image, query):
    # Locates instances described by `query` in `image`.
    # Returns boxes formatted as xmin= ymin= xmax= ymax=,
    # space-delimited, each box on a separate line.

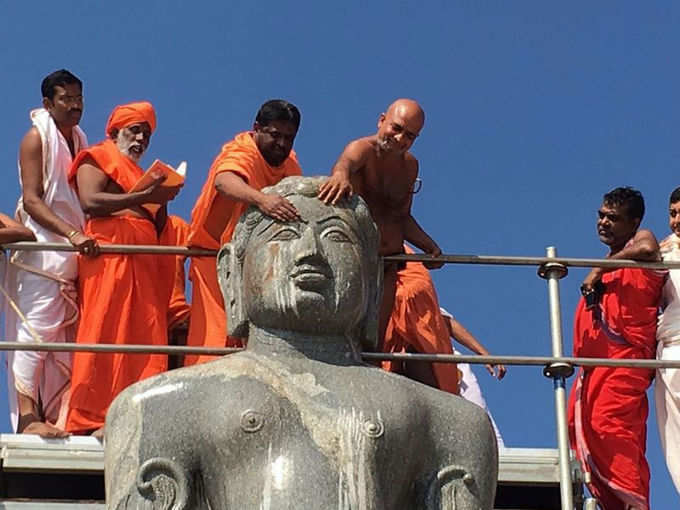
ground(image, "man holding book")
xmin=66 ymin=101 xmax=183 ymax=436
xmin=184 ymin=99 xmax=302 ymax=365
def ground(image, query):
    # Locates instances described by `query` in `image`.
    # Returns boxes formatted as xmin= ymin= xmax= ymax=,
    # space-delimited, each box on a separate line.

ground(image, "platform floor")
xmin=0 ymin=434 xmax=583 ymax=509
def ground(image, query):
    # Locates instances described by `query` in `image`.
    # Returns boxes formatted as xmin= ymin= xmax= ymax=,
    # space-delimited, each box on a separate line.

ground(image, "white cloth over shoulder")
xmin=439 ymin=307 xmax=505 ymax=449
xmin=4 ymin=108 xmax=87 ymax=431
xmin=655 ymin=234 xmax=680 ymax=494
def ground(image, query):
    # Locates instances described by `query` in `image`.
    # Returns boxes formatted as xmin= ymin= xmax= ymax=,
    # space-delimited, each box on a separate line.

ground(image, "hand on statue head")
xmin=258 ymin=193 xmax=299 ymax=222
xmin=69 ymin=232 xmax=99 ymax=257
xmin=318 ymin=175 xmax=353 ymax=205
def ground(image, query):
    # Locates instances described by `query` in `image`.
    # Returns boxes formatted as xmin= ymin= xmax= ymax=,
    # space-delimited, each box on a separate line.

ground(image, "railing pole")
xmin=538 ymin=246 xmax=575 ymax=510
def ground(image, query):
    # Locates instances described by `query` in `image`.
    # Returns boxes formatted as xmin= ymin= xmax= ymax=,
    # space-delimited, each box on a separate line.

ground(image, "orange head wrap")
xmin=106 ymin=101 xmax=157 ymax=136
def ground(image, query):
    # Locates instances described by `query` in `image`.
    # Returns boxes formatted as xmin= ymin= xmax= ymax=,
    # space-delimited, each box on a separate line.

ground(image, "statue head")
xmin=218 ymin=176 xmax=381 ymax=350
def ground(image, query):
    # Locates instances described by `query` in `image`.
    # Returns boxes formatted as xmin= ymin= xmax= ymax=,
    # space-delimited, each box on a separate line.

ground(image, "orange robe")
xmin=185 ymin=132 xmax=302 ymax=365
xmin=65 ymin=140 xmax=168 ymax=433
xmin=383 ymin=246 xmax=459 ymax=394
xmin=158 ymin=215 xmax=191 ymax=330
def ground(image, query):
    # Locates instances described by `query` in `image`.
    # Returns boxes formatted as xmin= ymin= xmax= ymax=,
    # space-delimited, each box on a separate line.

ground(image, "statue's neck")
xmin=246 ymin=325 xmax=363 ymax=365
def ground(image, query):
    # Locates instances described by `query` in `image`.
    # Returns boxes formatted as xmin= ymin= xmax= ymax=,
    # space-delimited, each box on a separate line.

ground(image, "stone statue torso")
xmin=107 ymin=351 xmax=496 ymax=509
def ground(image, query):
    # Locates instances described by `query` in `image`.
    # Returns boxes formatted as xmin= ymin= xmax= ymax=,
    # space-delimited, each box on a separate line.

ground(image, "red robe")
xmin=65 ymin=140 xmax=168 ymax=433
xmin=568 ymin=267 xmax=665 ymax=510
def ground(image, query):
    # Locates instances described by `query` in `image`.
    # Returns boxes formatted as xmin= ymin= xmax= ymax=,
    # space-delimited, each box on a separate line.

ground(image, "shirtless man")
xmin=319 ymin=99 xmax=456 ymax=393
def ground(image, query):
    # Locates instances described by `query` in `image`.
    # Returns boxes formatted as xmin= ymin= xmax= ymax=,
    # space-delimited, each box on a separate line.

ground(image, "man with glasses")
xmin=318 ymin=99 xmax=457 ymax=394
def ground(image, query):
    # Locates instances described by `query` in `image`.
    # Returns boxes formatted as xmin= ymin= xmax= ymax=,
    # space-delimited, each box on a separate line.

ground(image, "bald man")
xmin=319 ymin=99 xmax=457 ymax=393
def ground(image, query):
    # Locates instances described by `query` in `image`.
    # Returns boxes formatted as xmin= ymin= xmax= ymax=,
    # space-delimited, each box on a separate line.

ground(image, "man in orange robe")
xmin=319 ymin=99 xmax=457 ymax=393
xmin=185 ymin=100 xmax=302 ymax=366
xmin=66 ymin=102 xmax=183 ymax=435
xmin=382 ymin=245 xmax=458 ymax=394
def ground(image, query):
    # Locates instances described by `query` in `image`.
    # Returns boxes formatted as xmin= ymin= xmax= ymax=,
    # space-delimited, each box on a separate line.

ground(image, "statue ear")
xmin=359 ymin=256 xmax=382 ymax=351
xmin=217 ymin=244 xmax=248 ymax=337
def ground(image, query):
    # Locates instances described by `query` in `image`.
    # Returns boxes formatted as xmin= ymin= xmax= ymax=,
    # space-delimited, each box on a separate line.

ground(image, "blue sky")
xmin=1 ymin=1 xmax=678 ymax=505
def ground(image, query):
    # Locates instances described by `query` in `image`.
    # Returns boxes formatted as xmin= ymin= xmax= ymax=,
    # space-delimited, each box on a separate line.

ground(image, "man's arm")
xmin=0 ymin=213 xmax=35 ymax=243
xmin=19 ymin=129 xmax=97 ymax=254
xmin=214 ymin=172 xmax=298 ymax=222
xmin=403 ymin=215 xmax=444 ymax=268
xmin=76 ymin=158 xmax=181 ymax=216
xmin=318 ymin=139 xmax=369 ymax=204
xmin=582 ymin=228 xmax=660 ymax=290
xmin=401 ymin=157 xmax=443 ymax=268
xmin=444 ymin=315 xmax=506 ymax=380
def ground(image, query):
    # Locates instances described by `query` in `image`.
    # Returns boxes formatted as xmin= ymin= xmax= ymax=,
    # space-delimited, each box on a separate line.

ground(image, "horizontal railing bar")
xmin=3 ymin=242 xmax=680 ymax=270
xmin=1 ymin=242 xmax=215 ymax=256
xmin=384 ymin=253 xmax=680 ymax=271
xmin=0 ymin=341 xmax=679 ymax=369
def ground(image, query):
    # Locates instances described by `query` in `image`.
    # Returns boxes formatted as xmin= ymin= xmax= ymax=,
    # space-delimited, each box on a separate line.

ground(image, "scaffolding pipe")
xmin=4 ymin=241 xmax=680 ymax=270
xmin=1 ymin=242 xmax=215 ymax=256
xmin=1 ymin=341 xmax=680 ymax=369
xmin=539 ymin=246 xmax=574 ymax=510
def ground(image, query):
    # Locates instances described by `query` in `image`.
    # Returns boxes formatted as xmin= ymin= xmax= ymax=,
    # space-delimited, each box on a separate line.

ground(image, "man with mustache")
xmin=5 ymin=69 xmax=97 ymax=438
xmin=318 ymin=98 xmax=457 ymax=393
xmin=65 ymin=102 xmax=182 ymax=436
xmin=568 ymin=187 xmax=663 ymax=510
xmin=184 ymin=99 xmax=302 ymax=366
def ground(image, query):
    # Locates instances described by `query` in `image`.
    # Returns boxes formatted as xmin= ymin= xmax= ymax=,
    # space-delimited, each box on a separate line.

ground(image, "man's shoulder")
xmin=404 ymin=152 xmax=419 ymax=173
xmin=19 ymin=127 xmax=41 ymax=151
xmin=345 ymin=136 xmax=375 ymax=154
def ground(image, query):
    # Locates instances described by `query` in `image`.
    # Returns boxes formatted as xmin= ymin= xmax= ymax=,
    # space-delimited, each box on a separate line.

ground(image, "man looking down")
xmin=318 ymin=99 xmax=457 ymax=393
xmin=185 ymin=99 xmax=302 ymax=366
xmin=66 ymin=101 xmax=182 ymax=435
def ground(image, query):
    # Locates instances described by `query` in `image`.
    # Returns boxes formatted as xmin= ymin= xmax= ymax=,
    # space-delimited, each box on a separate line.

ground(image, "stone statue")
xmin=105 ymin=176 xmax=498 ymax=509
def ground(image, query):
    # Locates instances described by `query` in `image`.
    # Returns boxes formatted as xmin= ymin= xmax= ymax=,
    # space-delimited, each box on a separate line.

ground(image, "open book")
xmin=130 ymin=160 xmax=187 ymax=214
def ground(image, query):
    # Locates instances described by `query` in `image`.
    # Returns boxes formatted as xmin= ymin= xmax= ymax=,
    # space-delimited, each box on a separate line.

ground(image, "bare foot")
xmin=91 ymin=427 xmax=105 ymax=441
xmin=22 ymin=422 xmax=70 ymax=439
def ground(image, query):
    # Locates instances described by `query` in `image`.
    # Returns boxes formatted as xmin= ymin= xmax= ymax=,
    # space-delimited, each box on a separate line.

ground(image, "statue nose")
xmin=295 ymin=227 xmax=323 ymax=260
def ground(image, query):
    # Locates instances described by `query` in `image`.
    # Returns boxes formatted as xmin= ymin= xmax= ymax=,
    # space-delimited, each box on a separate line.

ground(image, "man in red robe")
xmin=568 ymin=187 xmax=664 ymax=510
xmin=66 ymin=102 xmax=182 ymax=435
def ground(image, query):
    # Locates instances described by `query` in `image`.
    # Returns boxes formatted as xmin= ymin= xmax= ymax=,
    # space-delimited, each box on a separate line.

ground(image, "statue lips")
xmin=290 ymin=264 xmax=332 ymax=291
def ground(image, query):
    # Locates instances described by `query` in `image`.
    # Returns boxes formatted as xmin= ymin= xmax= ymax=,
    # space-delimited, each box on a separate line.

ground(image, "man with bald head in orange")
xmin=66 ymin=102 xmax=183 ymax=435
xmin=319 ymin=99 xmax=457 ymax=394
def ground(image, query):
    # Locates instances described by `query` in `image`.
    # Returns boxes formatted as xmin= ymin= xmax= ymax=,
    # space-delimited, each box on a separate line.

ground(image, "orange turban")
xmin=106 ymin=101 xmax=157 ymax=135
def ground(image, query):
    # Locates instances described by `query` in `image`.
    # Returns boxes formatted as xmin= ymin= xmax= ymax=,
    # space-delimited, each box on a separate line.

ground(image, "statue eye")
xmin=269 ymin=228 xmax=300 ymax=242
xmin=323 ymin=229 xmax=351 ymax=243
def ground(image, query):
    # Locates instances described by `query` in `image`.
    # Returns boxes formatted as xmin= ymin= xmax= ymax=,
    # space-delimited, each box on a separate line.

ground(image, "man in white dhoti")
xmin=440 ymin=307 xmax=506 ymax=449
xmin=4 ymin=69 xmax=98 ymax=438
xmin=655 ymin=187 xmax=680 ymax=494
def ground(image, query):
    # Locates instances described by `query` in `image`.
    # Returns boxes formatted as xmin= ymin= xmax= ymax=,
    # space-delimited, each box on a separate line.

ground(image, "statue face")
xmin=242 ymin=194 xmax=368 ymax=334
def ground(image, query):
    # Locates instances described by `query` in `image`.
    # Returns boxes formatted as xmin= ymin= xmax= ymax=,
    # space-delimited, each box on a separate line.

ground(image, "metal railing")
xmin=3 ymin=241 xmax=680 ymax=510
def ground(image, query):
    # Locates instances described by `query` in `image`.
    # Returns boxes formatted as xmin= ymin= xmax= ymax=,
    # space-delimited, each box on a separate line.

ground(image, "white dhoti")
xmin=3 ymin=108 xmax=86 ymax=431
xmin=4 ymin=269 xmax=76 ymax=430
xmin=455 ymin=349 xmax=505 ymax=450
xmin=655 ymin=341 xmax=680 ymax=493
xmin=655 ymin=234 xmax=680 ymax=494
